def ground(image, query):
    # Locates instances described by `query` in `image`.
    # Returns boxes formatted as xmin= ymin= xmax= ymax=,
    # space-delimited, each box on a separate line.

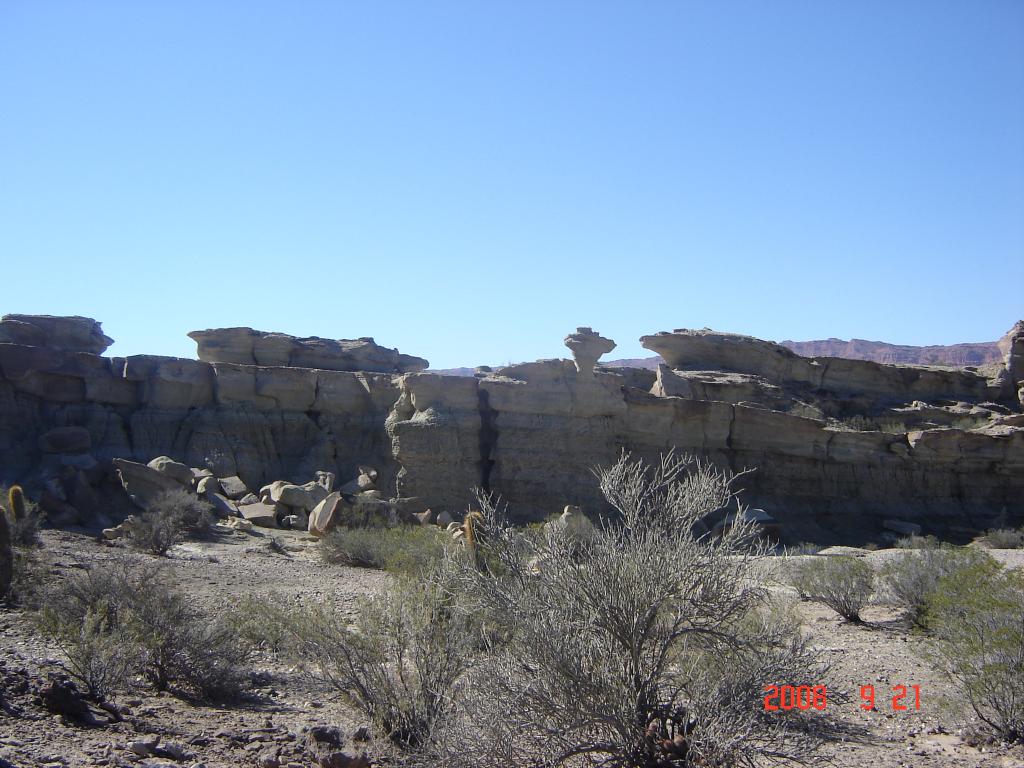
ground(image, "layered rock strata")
xmin=188 ymin=327 xmax=428 ymax=373
xmin=1 ymin=316 xmax=1022 ymax=544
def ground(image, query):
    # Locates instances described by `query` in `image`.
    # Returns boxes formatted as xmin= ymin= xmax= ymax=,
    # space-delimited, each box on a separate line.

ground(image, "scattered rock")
xmin=218 ymin=475 xmax=250 ymax=500
xmin=147 ymin=456 xmax=195 ymax=487
xmin=238 ymin=503 xmax=278 ymax=528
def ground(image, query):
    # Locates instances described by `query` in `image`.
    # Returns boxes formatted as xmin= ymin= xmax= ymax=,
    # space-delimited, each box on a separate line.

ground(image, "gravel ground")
xmin=2 ymin=530 xmax=1023 ymax=767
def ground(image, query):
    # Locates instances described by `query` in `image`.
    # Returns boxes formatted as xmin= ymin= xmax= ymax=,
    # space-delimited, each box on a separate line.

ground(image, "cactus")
xmin=0 ymin=503 xmax=12 ymax=600
xmin=7 ymin=484 xmax=26 ymax=523
xmin=463 ymin=510 xmax=483 ymax=568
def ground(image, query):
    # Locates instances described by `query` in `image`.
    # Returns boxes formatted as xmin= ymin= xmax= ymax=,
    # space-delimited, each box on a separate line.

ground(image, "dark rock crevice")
xmin=477 ymin=386 xmax=498 ymax=493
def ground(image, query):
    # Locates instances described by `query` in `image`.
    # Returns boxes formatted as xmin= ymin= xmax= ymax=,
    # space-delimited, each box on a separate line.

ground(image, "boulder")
xmin=196 ymin=475 xmax=222 ymax=496
xmin=276 ymin=481 xmax=329 ymax=511
xmin=544 ymin=505 xmax=597 ymax=542
xmin=207 ymin=493 xmax=239 ymax=519
xmin=436 ymin=510 xmax=454 ymax=527
xmin=308 ymin=492 xmax=343 ymax=536
xmin=146 ymin=456 xmax=194 ymax=487
xmin=0 ymin=314 xmax=113 ymax=354
xmin=217 ymin=475 xmax=249 ymax=500
xmin=38 ymin=426 xmax=92 ymax=454
xmin=188 ymin=327 xmax=429 ymax=373
xmin=238 ymin=502 xmax=278 ymax=528
xmin=314 ymin=470 xmax=336 ymax=492
xmin=113 ymin=459 xmax=185 ymax=509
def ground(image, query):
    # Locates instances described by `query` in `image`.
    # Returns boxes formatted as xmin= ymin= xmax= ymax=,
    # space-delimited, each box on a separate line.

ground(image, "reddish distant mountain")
xmin=432 ymin=336 xmax=1002 ymax=376
xmin=777 ymin=338 xmax=1001 ymax=367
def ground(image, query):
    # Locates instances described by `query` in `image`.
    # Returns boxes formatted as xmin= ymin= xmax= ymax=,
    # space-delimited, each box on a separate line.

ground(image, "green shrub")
xmin=37 ymin=557 xmax=250 ymax=702
xmin=878 ymin=546 xmax=990 ymax=628
xmin=126 ymin=488 xmax=214 ymax=556
xmin=924 ymin=559 xmax=1024 ymax=742
xmin=976 ymin=528 xmax=1024 ymax=549
xmin=792 ymin=556 xmax=874 ymax=622
xmin=320 ymin=525 xmax=451 ymax=575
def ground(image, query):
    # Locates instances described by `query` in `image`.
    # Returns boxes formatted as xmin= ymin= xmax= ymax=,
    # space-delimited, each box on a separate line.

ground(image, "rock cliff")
xmin=1 ymin=314 xmax=1021 ymax=544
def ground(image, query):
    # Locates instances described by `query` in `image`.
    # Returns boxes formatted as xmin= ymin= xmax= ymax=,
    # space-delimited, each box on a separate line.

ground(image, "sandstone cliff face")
xmin=1 ymin=315 xmax=1022 ymax=544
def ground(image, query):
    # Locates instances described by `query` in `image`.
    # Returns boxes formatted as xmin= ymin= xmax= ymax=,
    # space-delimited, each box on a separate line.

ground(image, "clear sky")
xmin=1 ymin=1 xmax=1021 ymax=369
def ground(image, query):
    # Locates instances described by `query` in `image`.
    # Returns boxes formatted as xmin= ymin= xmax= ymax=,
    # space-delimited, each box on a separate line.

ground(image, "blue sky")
xmin=1 ymin=1 xmax=1021 ymax=368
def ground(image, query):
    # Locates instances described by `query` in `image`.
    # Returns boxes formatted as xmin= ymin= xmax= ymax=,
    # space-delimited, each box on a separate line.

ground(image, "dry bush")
xmin=976 ymin=528 xmax=1024 ymax=549
xmin=126 ymin=488 xmax=214 ymax=555
xmin=37 ymin=557 xmax=250 ymax=702
xmin=878 ymin=546 xmax=991 ymax=628
xmin=924 ymin=558 xmax=1024 ymax=742
xmin=320 ymin=525 xmax=451 ymax=576
xmin=443 ymin=452 xmax=835 ymax=768
xmin=265 ymin=564 xmax=478 ymax=751
xmin=791 ymin=555 xmax=874 ymax=622
xmin=893 ymin=534 xmax=941 ymax=549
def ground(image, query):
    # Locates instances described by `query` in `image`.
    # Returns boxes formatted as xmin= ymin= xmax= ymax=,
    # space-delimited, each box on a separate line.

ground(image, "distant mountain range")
xmin=430 ymin=336 xmax=1003 ymax=376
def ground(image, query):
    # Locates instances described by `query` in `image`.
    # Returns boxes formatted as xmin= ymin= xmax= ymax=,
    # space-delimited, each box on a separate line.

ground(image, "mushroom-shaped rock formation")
xmin=0 ymin=314 xmax=114 ymax=355
xmin=188 ymin=327 xmax=428 ymax=374
xmin=564 ymin=327 xmax=616 ymax=375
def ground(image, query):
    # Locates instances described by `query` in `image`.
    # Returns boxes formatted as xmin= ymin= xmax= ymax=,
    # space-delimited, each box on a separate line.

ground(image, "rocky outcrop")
xmin=188 ymin=327 xmax=428 ymax=374
xmin=2 ymin=315 xmax=1022 ymax=544
xmin=564 ymin=327 xmax=616 ymax=375
xmin=640 ymin=328 xmax=997 ymax=405
xmin=0 ymin=315 xmax=113 ymax=355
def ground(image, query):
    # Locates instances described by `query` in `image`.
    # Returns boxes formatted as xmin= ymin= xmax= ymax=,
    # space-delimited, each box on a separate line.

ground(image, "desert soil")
xmin=2 ymin=529 xmax=1024 ymax=768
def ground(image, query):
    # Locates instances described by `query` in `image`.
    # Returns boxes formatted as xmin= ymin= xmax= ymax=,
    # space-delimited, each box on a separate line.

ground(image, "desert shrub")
xmin=878 ymin=546 xmax=991 ymax=628
xmin=320 ymin=525 xmax=451 ymax=575
xmin=37 ymin=557 xmax=250 ymax=702
xmin=1 ymin=484 xmax=45 ymax=548
xmin=265 ymin=562 xmax=477 ymax=750
xmin=444 ymin=453 xmax=835 ymax=768
xmin=976 ymin=527 xmax=1024 ymax=549
xmin=924 ymin=559 xmax=1024 ymax=742
xmin=792 ymin=555 xmax=874 ymax=622
xmin=126 ymin=488 xmax=214 ymax=555
xmin=894 ymin=534 xmax=941 ymax=549
xmin=785 ymin=541 xmax=822 ymax=556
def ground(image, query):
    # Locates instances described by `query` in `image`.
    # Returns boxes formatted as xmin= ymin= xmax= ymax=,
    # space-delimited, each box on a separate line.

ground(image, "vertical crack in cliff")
xmin=477 ymin=385 xmax=498 ymax=493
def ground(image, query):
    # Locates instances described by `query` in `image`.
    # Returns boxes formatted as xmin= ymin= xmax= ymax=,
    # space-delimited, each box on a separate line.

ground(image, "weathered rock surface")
xmin=147 ymin=456 xmax=194 ymax=487
xmin=188 ymin=327 xmax=428 ymax=373
xmin=564 ymin=327 xmax=616 ymax=375
xmin=0 ymin=314 xmax=113 ymax=354
xmin=113 ymin=459 xmax=184 ymax=509
xmin=1 ymin=315 xmax=1022 ymax=544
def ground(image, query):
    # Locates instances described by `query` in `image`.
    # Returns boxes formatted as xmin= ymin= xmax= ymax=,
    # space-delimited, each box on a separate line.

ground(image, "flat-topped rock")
xmin=0 ymin=314 xmax=113 ymax=354
xmin=188 ymin=327 xmax=428 ymax=373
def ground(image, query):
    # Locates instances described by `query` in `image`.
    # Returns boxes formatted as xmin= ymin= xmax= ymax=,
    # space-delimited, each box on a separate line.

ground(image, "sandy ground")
xmin=2 ymin=529 xmax=1023 ymax=768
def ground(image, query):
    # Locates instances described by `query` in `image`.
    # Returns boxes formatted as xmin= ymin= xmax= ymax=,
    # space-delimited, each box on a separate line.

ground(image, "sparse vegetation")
xmin=924 ymin=559 xmax=1024 ymax=742
xmin=975 ymin=527 xmax=1024 ymax=549
xmin=263 ymin=565 xmax=476 ymax=751
xmin=37 ymin=557 xmax=251 ymax=702
xmin=878 ymin=546 xmax=991 ymax=628
xmin=792 ymin=555 xmax=874 ymax=622
xmin=2 ymin=484 xmax=45 ymax=549
xmin=125 ymin=488 xmax=214 ymax=555
xmin=445 ymin=454 xmax=835 ymax=767
xmin=894 ymin=533 xmax=941 ymax=549
xmin=320 ymin=525 xmax=451 ymax=575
